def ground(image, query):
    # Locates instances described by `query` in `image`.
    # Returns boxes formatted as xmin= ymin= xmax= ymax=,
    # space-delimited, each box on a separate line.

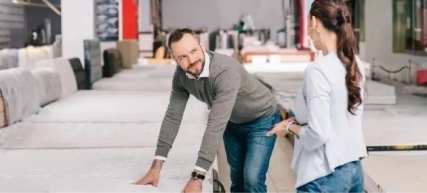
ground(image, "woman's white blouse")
xmin=291 ymin=51 xmax=368 ymax=188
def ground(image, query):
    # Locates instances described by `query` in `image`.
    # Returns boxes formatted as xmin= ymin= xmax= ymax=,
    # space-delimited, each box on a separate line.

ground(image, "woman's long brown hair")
xmin=310 ymin=0 xmax=362 ymax=115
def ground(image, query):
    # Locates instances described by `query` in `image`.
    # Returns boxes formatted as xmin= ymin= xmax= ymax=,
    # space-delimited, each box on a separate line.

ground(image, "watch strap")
xmin=191 ymin=171 xmax=205 ymax=180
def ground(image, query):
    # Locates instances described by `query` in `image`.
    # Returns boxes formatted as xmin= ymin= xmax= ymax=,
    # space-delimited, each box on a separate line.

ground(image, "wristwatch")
xmin=191 ymin=171 xmax=205 ymax=181
xmin=286 ymin=121 xmax=296 ymax=135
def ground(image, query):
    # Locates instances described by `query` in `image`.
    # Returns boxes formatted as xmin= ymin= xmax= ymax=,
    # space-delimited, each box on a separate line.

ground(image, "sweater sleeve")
xmin=195 ymin=68 xmax=241 ymax=171
xmin=155 ymin=68 xmax=190 ymax=158
xmin=298 ymin=67 xmax=333 ymax=151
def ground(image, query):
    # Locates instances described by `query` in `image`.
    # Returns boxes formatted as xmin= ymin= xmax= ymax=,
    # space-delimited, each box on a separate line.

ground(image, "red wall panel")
xmin=122 ymin=0 xmax=138 ymax=39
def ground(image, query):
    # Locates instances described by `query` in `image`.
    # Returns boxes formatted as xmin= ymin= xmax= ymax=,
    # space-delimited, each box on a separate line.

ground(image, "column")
xmin=61 ymin=0 xmax=96 ymax=65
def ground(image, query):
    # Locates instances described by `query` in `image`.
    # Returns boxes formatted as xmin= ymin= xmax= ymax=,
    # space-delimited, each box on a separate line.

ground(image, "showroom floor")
xmin=0 ymin=63 xmax=426 ymax=192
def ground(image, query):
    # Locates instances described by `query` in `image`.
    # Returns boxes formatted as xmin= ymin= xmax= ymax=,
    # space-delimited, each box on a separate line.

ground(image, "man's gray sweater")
xmin=155 ymin=51 xmax=278 ymax=171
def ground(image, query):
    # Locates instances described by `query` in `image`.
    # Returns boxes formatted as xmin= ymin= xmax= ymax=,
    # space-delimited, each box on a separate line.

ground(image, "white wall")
xmin=162 ymin=0 xmax=284 ymax=39
xmin=364 ymin=0 xmax=427 ymax=83
xmin=139 ymin=0 xmax=151 ymax=31
xmin=61 ymin=0 xmax=96 ymax=66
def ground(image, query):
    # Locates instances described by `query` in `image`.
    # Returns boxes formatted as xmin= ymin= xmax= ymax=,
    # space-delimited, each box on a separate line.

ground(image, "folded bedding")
xmin=34 ymin=58 xmax=78 ymax=98
xmin=68 ymin=58 xmax=86 ymax=90
xmin=0 ymin=68 xmax=40 ymax=125
xmin=31 ymin=68 xmax=62 ymax=107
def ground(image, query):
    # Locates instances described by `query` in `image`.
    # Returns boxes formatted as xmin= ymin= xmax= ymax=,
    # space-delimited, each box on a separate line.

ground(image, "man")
xmin=133 ymin=28 xmax=281 ymax=193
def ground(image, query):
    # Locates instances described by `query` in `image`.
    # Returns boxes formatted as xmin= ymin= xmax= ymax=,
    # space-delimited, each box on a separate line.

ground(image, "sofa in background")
xmin=69 ymin=58 xmax=87 ymax=90
xmin=103 ymin=48 xmax=123 ymax=78
xmin=84 ymin=39 xmax=103 ymax=89
xmin=117 ymin=40 xmax=139 ymax=69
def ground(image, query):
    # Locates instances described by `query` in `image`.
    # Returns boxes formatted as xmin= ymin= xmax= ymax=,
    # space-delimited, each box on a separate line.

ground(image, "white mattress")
xmin=0 ymin=122 xmax=206 ymax=149
xmin=363 ymin=152 xmax=427 ymax=192
xmin=92 ymin=65 xmax=176 ymax=91
xmin=31 ymin=68 xmax=62 ymax=107
xmin=92 ymin=77 xmax=172 ymax=91
xmin=0 ymin=148 xmax=212 ymax=192
xmin=0 ymin=49 xmax=18 ymax=70
xmin=34 ymin=58 xmax=78 ymax=98
xmin=19 ymin=46 xmax=49 ymax=70
xmin=362 ymin=112 xmax=427 ymax=146
xmin=23 ymin=91 xmax=208 ymax=124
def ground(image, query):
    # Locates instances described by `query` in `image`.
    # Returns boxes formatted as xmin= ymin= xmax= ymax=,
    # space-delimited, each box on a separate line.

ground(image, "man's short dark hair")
xmin=167 ymin=28 xmax=196 ymax=50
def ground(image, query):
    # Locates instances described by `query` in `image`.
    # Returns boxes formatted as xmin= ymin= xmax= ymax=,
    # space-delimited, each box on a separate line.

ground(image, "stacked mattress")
xmin=34 ymin=58 xmax=78 ymax=98
xmin=19 ymin=46 xmax=49 ymax=70
xmin=31 ymin=68 xmax=62 ymax=107
xmin=0 ymin=49 xmax=19 ymax=70
xmin=92 ymin=65 xmax=176 ymax=91
xmin=0 ymin=68 xmax=40 ymax=126
xmin=84 ymin=39 xmax=103 ymax=89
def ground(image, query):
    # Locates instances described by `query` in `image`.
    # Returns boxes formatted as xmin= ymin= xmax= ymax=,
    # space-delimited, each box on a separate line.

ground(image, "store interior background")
xmin=0 ymin=1 xmax=426 ymax=192
xmin=1 ymin=0 xmax=426 ymax=84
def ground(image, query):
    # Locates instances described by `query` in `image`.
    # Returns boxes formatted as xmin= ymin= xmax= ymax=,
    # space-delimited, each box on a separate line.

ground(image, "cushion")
xmin=116 ymin=40 xmax=139 ymax=69
xmin=31 ymin=68 xmax=62 ymax=107
xmin=102 ymin=48 xmax=123 ymax=77
xmin=68 ymin=58 xmax=86 ymax=90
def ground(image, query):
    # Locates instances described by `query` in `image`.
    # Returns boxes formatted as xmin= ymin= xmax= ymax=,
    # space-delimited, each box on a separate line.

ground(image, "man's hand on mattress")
xmin=132 ymin=167 xmax=161 ymax=187
xmin=181 ymin=178 xmax=202 ymax=193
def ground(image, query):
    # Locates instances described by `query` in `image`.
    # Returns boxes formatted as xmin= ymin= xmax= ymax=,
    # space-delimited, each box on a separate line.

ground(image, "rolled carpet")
xmin=34 ymin=58 xmax=78 ymax=98
xmin=0 ymin=68 xmax=40 ymax=125
xmin=32 ymin=68 xmax=62 ymax=107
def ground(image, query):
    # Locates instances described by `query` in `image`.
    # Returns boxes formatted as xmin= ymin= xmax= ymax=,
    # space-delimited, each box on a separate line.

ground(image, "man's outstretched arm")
xmin=155 ymin=68 xmax=190 ymax=161
xmin=133 ymin=68 xmax=189 ymax=187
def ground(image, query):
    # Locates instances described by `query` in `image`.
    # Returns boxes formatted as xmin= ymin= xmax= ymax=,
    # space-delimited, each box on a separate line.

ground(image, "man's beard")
xmin=185 ymin=58 xmax=205 ymax=77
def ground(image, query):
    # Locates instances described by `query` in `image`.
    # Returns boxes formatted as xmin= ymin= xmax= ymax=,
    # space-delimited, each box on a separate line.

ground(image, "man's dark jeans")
xmin=223 ymin=110 xmax=281 ymax=193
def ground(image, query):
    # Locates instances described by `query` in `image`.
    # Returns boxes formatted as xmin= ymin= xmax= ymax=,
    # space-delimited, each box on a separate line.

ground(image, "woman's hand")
xmin=267 ymin=117 xmax=296 ymax=137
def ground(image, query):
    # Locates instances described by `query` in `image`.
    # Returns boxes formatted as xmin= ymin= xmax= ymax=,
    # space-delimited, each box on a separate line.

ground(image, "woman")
xmin=267 ymin=0 xmax=367 ymax=192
